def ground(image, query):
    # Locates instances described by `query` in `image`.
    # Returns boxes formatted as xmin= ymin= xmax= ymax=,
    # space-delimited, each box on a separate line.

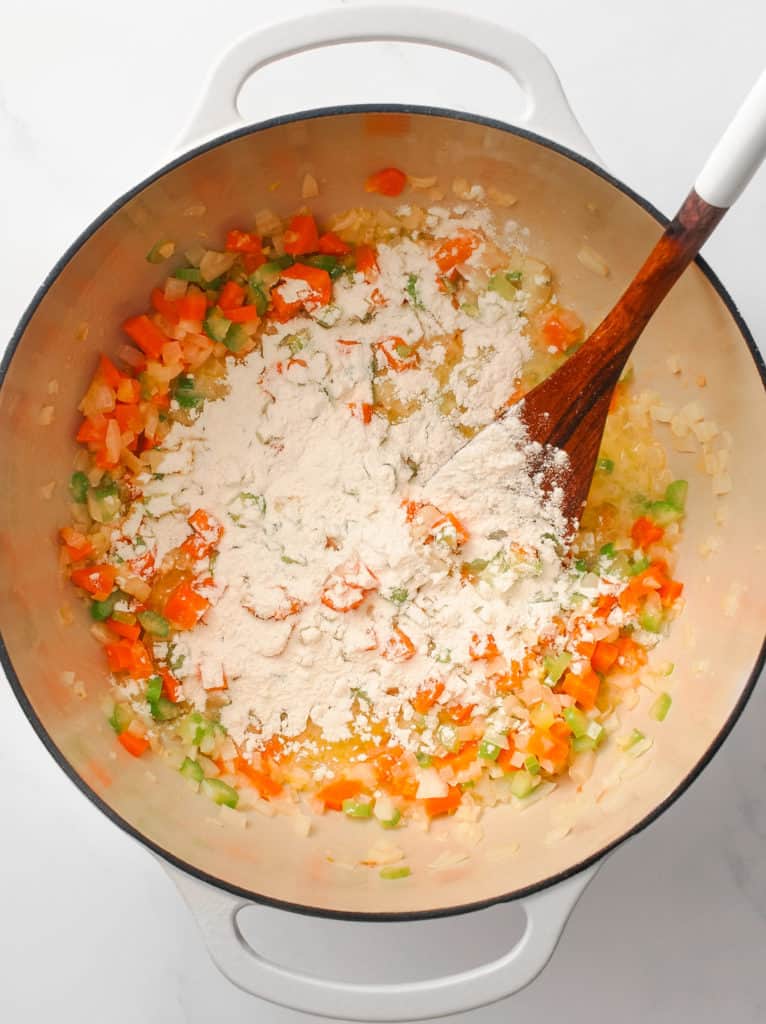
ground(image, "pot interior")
xmin=1 ymin=109 xmax=764 ymax=916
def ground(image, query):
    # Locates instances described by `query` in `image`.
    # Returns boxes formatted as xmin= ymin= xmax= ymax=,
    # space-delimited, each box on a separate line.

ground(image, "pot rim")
xmin=2 ymin=103 xmax=765 ymax=923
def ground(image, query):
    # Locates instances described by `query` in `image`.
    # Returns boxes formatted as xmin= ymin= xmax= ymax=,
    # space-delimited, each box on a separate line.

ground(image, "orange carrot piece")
xmin=118 ymin=731 xmax=149 ymax=757
xmin=631 ymin=516 xmax=665 ymax=549
xmin=424 ymin=786 xmax=462 ymax=818
xmin=355 ymin=244 xmax=379 ymax=281
xmin=225 ymin=229 xmax=263 ymax=254
xmin=469 ymin=633 xmax=500 ymax=661
xmin=365 ymin=167 xmax=407 ymax=197
xmin=562 ymin=668 xmax=600 ymax=710
xmin=122 ymin=315 xmax=166 ymax=360
xmin=283 ymin=214 xmax=319 ymax=255
xmin=412 ymin=681 xmax=445 ymax=714
xmin=164 ymin=581 xmax=210 ymax=630
xmin=234 ymin=757 xmax=283 ymax=799
xmin=591 ymin=640 xmax=619 ymax=675
xmin=70 ymin=564 xmax=116 ymax=601
xmin=318 ymin=231 xmax=352 ymax=255
xmin=433 ymin=233 xmax=478 ymax=273
xmin=317 ymin=778 xmax=364 ymax=811
xmin=541 ymin=307 xmax=584 ymax=352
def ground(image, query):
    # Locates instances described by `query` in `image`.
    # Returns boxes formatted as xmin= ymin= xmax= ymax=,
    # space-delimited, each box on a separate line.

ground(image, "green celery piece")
xmin=179 ymin=757 xmax=204 ymax=783
xmin=460 ymin=301 xmax=480 ymax=318
xmin=599 ymin=542 xmax=616 ymax=560
xmin=255 ymin=256 xmax=293 ymax=288
xmin=509 ymin=770 xmax=535 ymax=798
xmin=415 ymin=751 xmax=432 ymax=767
xmin=247 ymin=278 xmax=269 ymax=315
xmin=305 ymin=253 xmax=344 ymax=279
xmin=639 ymin=608 xmax=664 ymax=633
xmin=174 ymin=266 xmax=203 ymax=283
xmin=108 ymin=702 xmax=133 ymax=734
xmin=647 ymin=500 xmax=683 ymax=526
xmin=651 ymin=692 xmax=672 ymax=722
xmin=342 ymin=798 xmax=373 ymax=819
xmin=627 ymin=555 xmax=651 ymax=576
xmin=488 ymin=271 xmax=518 ymax=300
xmin=203 ymin=307 xmax=232 ymax=343
xmin=69 ymin=471 xmax=90 ymax=503
xmin=543 ymin=651 xmax=572 ymax=683
xmin=151 ymin=696 xmax=181 ymax=722
xmin=146 ymin=240 xmax=175 ymax=264
xmin=88 ymin=478 xmax=121 ymax=524
xmin=145 ymin=675 xmax=163 ymax=705
xmin=201 ymin=778 xmax=239 ymax=808
xmin=223 ymin=323 xmax=250 ymax=353
xmin=138 ymin=610 xmax=170 ymax=638
xmin=563 ymin=706 xmax=588 ymax=738
xmin=574 ymin=557 xmax=589 ymax=573
xmin=623 ymin=728 xmax=645 ymax=749
xmin=389 ymin=587 xmax=408 ymax=604
xmin=395 ymin=341 xmax=415 ymax=359
xmin=178 ymin=712 xmax=209 ymax=747
xmin=405 ymin=273 xmax=424 ymax=309
xmin=380 ymin=808 xmax=402 ymax=829
xmin=506 ymin=270 xmax=522 ymax=283
xmin=597 ymin=457 xmax=615 ymax=474
xmin=479 ymin=739 xmax=501 ymax=761
xmin=380 ymin=866 xmax=411 ymax=880
xmin=524 ymin=754 xmax=541 ymax=775
xmin=665 ymin=479 xmax=688 ymax=511
xmin=173 ymin=375 xmax=203 ymax=409
xmin=240 ymin=492 xmax=267 ymax=515
xmin=572 ymin=735 xmax=596 ymax=753
xmin=90 ymin=592 xmax=118 ymax=622
xmin=464 ymin=558 xmax=489 ymax=574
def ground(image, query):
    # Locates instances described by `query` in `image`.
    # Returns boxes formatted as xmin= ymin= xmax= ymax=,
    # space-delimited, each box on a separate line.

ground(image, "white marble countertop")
xmin=1 ymin=1 xmax=764 ymax=1021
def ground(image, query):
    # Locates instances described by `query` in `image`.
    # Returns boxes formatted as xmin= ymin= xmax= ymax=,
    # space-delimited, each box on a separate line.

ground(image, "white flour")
xmin=118 ymin=212 xmax=596 ymax=756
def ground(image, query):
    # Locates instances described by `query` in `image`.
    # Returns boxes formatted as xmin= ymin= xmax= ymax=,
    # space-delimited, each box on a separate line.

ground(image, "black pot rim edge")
xmin=2 ymin=102 xmax=765 ymax=924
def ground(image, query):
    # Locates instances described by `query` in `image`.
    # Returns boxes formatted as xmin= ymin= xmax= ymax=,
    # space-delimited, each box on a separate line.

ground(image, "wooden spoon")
xmin=461 ymin=70 xmax=766 ymax=528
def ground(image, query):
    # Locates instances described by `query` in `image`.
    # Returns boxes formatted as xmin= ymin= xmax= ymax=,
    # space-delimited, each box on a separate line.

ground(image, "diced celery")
xmin=247 ymin=279 xmax=269 ymax=315
xmin=619 ymin=728 xmax=645 ymax=750
xmin=639 ymin=607 xmax=664 ymax=633
xmin=177 ymin=711 xmax=209 ymax=746
xmin=506 ymin=270 xmax=522 ymax=284
xmin=405 ymin=273 xmax=424 ymax=309
xmin=201 ymin=778 xmax=239 ymax=808
xmin=488 ymin=272 xmax=518 ymax=301
xmin=437 ymin=724 xmax=459 ymax=753
xmin=509 ymin=770 xmax=536 ymax=798
xmin=254 ymin=256 xmax=293 ymax=288
xmin=597 ymin=457 xmax=615 ymax=474
xmin=108 ymin=702 xmax=132 ymax=734
xmin=151 ymin=696 xmax=181 ymax=722
xmin=138 ymin=610 xmax=170 ymax=638
xmin=203 ymin=307 xmax=232 ymax=343
xmin=223 ymin=323 xmax=249 ymax=353
xmin=395 ymin=341 xmax=415 ymax=359
xmin=563 ymin=706 xmax=589 ymax=738
xmin=585 ymin=720 xmax=605 ymax=746
xmin=88 ymin=479 xmax=121 ymax=524
xmin=627 ymin=555 xmax=651 ymax=576
xmin=389 ymin=587 xmax=408 ymax=604
xmin=173 ymin=375 xmax=203 ymax=409
xmin=174 ymin=266 xmax=203 ymax=283
xmin=374 ymin=796 xmax=402 ymax=829
xmin=665 ymin=479 xmax=688 ymax=511
xmin=524 ymin=754 xmax=541 ymax=775
xmin=69 ymin=471 xmax=90 ymax=503
xmin=543 ymin=651 xmax=572 ymax=684
xmin=146 ymin=240 xmax=175 ymax=264
xmin=145 ymin=675 xmax=163 ymax=705
xmin=90 ymin=592 xmax=119 ymax=622
xmin=460 ymin=302 xmax=480 ymax=318
xmin=463 ymin=558 xmax=489 ymax=574
xmin=415 ymin=751 xmax=432 ymax=767
xmin=651 ymin=692 xmax=672 ymax=721
xmin=380 ymin=808 xmax=402 ymax=829
xmin=342 ymin=797 xmax=373 ymax=819
xmin=572 ymin=735 xmax=596 ymax=753
xmin=479 ymin=739 xmax=501 ymax=761
xmin=380 ymin=866 xmax=411 ymax=880
xmin=305 ymin=253 xmax=343 ymax=278
xmin=574 ymin=557 xmax=589 ymax=573
xmin=179 ymin=756 xmax=204 ymax=783
xmin=647 ymin=500 xmax=683 ymax=526
xmin=599 ymin=542 xmax=616 ymax=560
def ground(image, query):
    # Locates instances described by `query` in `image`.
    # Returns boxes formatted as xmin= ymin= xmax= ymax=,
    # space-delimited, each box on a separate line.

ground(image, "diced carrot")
xmin=365 ymin=167 xmax=407 ymax=197
xmin=59 ymin=527 xmax=94 ymax=562
xmin=225 ymin=229 xmax=263 ymax=254
xmin=283 ymin=214 xmax=319 ymax=255
xmin=118 ymin=731 xmax=150 ymax=757
xmin=496 ymin=742 xmax=516 ymax=771
xmin=595 ymin=593 xmax=617 ymax=619
xmin=348 ymin=401 xmax=373 ymax=424
xmin=614 ymin=635 xmax=647 ymax=674
xmin=159 ymin=668 xmax=181 ymax=703
xmin=234 ymin=757 xmax=283 ymax=799
xmin=76 ymin=414 xmax=109 ymax=445
xmin=434 ymin=740 xmax=478 ymax=773
xmin=122 ymin=315 xmax=166 ymax=360
xmin=320 ymin=558 xmax=379 ymax=612
xmin=355 ymin=244 xmax=379 ymax=281
xmin=424 ymin=786 xmax=462 ymax=818
xmin=562 ymin=668 xmax=600 ymax=710
xmin=469 ymin=633 xmax=500 ymax=661
xmin=114 ymin=402 xmax=144 ymax=436
xmin=116 ymin=377 xmax=141 ymax=404
xmin=433 ymin=233 xmax=478 ymax=273
xmin=271 ymin=263 xmax=332 ymax=321
xmin=98 ymin=354 xmax=123 ymax=389
xmin=631 ymin=516 xmax=665 ymax=549
xmin=106 ymin=618 xmax=141 ymax=642
xmin=177 ymin=287 xmax=207 ymax=321
xmin=426 ymin=512 xmax=469 ymax=548
xmin=242 ymin=251 xmax=267 ymax=273
xmin=188 ymin=509 xmax=224 ymax=546
xmin=591 ymin=640 xmax=619 ymax=675
xmin=318 ymin=231 xmax=352 ymax=255
xmin=659 ymin=577 xmax=683 ymax=606
xmin=151 ymin=287 xmax=180 ymax=324
xmin=105 ymin=640 xmax=153 ymax=678
xmin=226 ymin=304 xmax=260 ymax=323
xmin=164 ymin=581 xmax=210 ymax=630
xmin=375 ymin=336 xmax=418 ymax=372
xmin=316 ymin=778 xmax=364 ymax=811
xmin=70 ymin=564 xmax=116 ymax=601
xmin=380 ymin=626 xmax=416 ymax=662
xmin=447 ymin=703 xmax=476 ymax=725
xmin=219 ymin=280 xmax=245 ymax=310
xmin=541 ymin=306 xmax=584 ymax=352
xmin=412 ymin=681 xmax=445 ymax=714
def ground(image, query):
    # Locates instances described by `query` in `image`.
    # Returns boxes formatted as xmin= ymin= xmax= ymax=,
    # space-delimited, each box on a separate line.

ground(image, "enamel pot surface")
xmin=1 ymin=8 xmax=764 ymax=1021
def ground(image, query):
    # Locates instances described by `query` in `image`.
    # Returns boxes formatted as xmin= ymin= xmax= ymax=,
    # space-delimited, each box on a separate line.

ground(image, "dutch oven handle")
xmin=166 ymin=861 xmax=599 ymax=1020
xmin=177 ymin=5 xmax=601 ymax=163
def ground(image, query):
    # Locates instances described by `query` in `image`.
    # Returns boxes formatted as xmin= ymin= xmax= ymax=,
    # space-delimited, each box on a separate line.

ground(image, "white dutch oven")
xmin=1 ymin=7 xmax=764 ymax=1021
